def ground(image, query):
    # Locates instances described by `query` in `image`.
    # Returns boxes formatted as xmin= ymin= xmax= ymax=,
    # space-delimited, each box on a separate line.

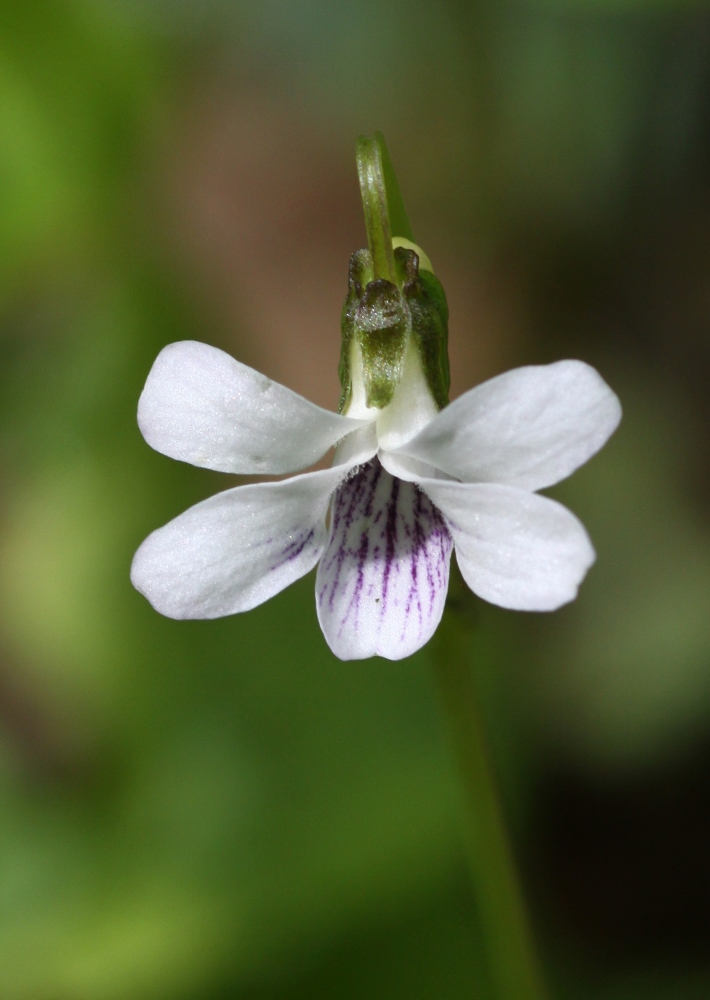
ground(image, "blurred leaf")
xmin=0 ymin=0 xmax=161 ymax=296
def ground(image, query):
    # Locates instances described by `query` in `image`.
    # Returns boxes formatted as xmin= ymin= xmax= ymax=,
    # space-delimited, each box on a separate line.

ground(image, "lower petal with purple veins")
xmin=316 ymin=460 xmax=453 ymax=660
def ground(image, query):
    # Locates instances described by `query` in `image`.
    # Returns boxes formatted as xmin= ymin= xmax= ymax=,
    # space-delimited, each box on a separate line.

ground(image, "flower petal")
xmin=138 ymin=340 xmax=367 ymax=474
xmin=378 ymin=449 xmax=451 ymax=483
xmin=397 ymin=360 xmax=622 ymax=490
xmin=131 ymin=464 xmax=349 ymax=619
xmin=316 ymin=461 xmax=453 ymax=661
xmin=334 ymin=423 xmax=378 ymax=468
xmin=420 ymin=479 xmax=595 ymax=611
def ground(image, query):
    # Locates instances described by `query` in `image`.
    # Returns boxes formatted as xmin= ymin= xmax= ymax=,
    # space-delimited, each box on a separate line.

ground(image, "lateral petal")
xmin=138 ymin=340 xmax=367 ymax=474
xmin=397 ymin=360 xmax=621 ymax=490
xmin=131 ymin=464 xmax=349 ymax=619
xmin=378 ymin=450 xmax=451 ymax=483
xmin=420 ymin=480 xmax=595 ymax=611
xmin=316 ymin=461 xmax=453 ymax=661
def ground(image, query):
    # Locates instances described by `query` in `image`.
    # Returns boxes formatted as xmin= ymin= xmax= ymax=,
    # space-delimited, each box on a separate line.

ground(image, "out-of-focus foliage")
xmin=1 ymin=0 xmax=710 ymax=997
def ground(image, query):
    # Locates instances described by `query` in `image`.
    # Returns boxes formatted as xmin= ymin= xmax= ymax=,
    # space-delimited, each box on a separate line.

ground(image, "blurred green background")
xmin=2 ymin=1 xmax=710 ymax=997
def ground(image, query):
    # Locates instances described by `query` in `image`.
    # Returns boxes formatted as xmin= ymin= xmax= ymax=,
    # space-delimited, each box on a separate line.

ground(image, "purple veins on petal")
xmin=315 ymin=459 xmax=454 ymax=661
xmin=270 ymin=527 xmax=318 ymax=571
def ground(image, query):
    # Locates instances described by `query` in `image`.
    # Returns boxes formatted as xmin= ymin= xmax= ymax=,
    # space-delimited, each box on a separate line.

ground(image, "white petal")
xmin=333 ymin=423 xmax=378 ymax=468
xmin=316 ymin=461 xmax=453 ymax=661
xmin=378 ymin=450 xmax=452 ymax=483
xmin=131 ymin=464 xmax=349 ymax=619
xmin=397 ymin=360 xmax=622 ymax=490
xmin=138 ymin=340 xmax=366 ymax=474
xmin=420 ymin=480 xmax=595 ymax=611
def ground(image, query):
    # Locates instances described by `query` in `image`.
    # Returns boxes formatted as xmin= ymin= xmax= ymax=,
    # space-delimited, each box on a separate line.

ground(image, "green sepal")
xmin=338 ymin=250 xmax=366 ymax=413
xmin=398 ymin=248 xmax=450 ymax=410
xmin=338 ymin=249 xmax=408 ymax=412
xmin=408 ymin=266 xmax=450 ymax=410
xmin=338 ymin=246 xmax=449 ymax=413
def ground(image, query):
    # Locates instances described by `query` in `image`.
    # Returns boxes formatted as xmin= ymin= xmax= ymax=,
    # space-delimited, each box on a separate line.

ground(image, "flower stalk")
xmin=356 ymin=134 xmax=397 ymax=283
xmin=432 ymin=586 xmax=548 ymax=1000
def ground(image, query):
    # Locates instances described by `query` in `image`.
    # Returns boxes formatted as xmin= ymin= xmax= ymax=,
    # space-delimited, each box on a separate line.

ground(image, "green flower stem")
xmin=356 ymin=134 xmax=397 ymax=283
xmin=432 ymin=593 xmax=549 ymax=1000
xmin=373 ymin=131 xmax=414 ymax=241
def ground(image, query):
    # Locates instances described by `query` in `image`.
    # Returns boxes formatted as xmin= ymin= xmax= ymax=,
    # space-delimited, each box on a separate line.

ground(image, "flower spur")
xmin=131 ymin=136 xmax=621 ymax=660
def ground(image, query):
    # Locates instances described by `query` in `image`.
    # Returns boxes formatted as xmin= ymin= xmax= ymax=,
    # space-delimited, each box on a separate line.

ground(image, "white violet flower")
xmin=131 ymin=331 xmax=621 ymax=661
xmin=131 ymin=136 xmax=621 ymax=661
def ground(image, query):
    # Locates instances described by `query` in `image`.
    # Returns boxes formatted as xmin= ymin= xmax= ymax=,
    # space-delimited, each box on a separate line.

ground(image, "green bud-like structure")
xmin=338 ymin=246 xmax=449 ymax=413
xmin=338 ymin=135 xmax=450 ymax=416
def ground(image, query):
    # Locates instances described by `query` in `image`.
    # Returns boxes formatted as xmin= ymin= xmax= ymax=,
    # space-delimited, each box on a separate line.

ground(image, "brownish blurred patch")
xmin=0 ymin=647 xmax=104 ymax=787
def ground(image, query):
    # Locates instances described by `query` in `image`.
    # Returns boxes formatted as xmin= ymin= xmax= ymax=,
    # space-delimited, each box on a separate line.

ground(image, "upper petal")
xmin=131 ymin=463 xmax=350 ymax=619
xmin=138 ymin=340 xmax=367 ymax=474
xmin=316 ymin=461 xmax=453 ymax=661
xmin=396 ymin=360 xmax=621 ymax=490
xmin=420 ymin=479 xmax=595 ymax=611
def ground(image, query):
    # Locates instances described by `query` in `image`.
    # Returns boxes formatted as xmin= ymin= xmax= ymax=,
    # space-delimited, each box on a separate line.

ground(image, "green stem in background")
xmin=356 ymin=134 xmax=397 ymax=282
xmin=431 ymin=585 xmax=549 ymax=1000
